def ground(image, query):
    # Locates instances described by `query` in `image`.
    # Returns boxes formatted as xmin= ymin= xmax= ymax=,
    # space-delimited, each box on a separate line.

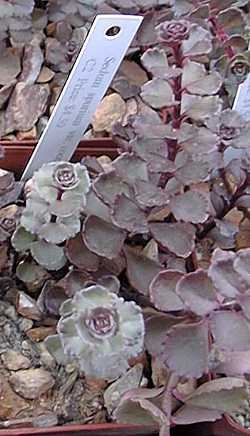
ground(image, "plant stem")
xmin=208 ymin=16 xmax=235 ymax=60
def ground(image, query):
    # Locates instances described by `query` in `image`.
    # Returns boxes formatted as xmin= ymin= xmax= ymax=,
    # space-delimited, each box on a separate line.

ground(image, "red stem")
xmin=208 ymin=16 xmax=235 ymax=60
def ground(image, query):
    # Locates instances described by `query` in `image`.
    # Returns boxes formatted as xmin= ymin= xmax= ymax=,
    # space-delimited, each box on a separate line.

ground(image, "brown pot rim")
xmin=0 ymin=138 xmax=117 ymax=148
xmin=0 ymin=423 xmax=158 ymax=435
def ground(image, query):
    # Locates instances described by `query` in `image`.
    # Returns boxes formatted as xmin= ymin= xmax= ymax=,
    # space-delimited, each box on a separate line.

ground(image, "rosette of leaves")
xmin=45 ymin=284 xmax=145 ymax=380
xmin=12 ymin=161 xmax=90 ymax=270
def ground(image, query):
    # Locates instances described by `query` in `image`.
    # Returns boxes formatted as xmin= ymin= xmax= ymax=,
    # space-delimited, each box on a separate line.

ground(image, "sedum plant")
xmin=45 ymin=284 xmax=145 ymax=380
xmin=12 ymin=161 xmax=90 ymax=270
xmin=1 ymin=0 xmax=250 ymax=432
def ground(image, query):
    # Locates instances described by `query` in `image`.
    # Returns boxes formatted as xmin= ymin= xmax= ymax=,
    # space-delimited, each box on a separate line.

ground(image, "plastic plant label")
xmin=22 ymin=14 xmax=143 ymax=180
xmin=224 ymin=43 xmax=250 ymax=164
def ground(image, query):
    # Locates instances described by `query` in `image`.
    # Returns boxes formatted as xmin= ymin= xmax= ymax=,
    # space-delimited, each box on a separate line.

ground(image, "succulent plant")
xmin=12 ymin=161 xmax=90 ymax=269
xmin=45 ymin=285 xmax=145 ymax=380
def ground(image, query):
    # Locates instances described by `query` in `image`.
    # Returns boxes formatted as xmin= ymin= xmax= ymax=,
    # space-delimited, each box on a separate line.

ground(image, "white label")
xmin=22 ymin=14 xmax=143 ymax=180
xmin=232 ymin=73 xmax=250 ymax=119
xmin=224 ymin=43 xmax=250 ymax=164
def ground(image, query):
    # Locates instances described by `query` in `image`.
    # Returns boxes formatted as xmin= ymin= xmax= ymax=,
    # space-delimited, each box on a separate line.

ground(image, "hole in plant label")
xmin=105 ymin=26 xmax=121 ymax=38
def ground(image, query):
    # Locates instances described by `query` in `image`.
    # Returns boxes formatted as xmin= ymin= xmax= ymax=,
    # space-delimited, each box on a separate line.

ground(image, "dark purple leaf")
xmin=65 ymin=233 xmax=100 ymax=271
xmin=149 ymin=222 xmax=195 ymax=258
xmin=83 ymin=215 xmax=126 ymax=259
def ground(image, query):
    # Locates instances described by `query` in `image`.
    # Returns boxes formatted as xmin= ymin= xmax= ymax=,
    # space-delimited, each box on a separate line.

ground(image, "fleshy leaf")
xmin=162 ymin=321 xmax=209 ymax=377
xmin=11 ymin=225 xmax=36 ymax=252
xmin=16 ymin=260 xmax=48 ymax=285
xmin=104 ymin=364 xmax=143 ymax=414
xmin=234 ymin=249 xmax=250 ymax=285
xmin=172 ymin=405 xmax=222 ymax=425
xmin=31 ymin=240 xmax=67 ymax=271
xmin=217 ymin=350 xmax=250 ymax=376
xmin=182 ymin=60 xmax=222 ymax=95
xmin=176 ymin=269 xmax=219 ymax=316
xmin=237 ymin=293 xmax=250 ymax=321
xmin=181 ymin=94 xmax=222 ymax=120
xmin=150 ymin=270 xmax=184 ymax=312
xmin=93 ymin=171 xmax=131 ymax=206
xmin=185 ymin=378 xmax=248 ymax=413
xmin=208 ymin=249 xmax=245 ymax=297
xmin=149 ymin=222 xmax=195 ymax=258
xmin=170 ymin=191 xmax=209 ymax=223
xmin=83 ymin=189 xmax=111 ymax=222
xmin=134 ymin=180 xmax=169 ymax=208
xmin=141 ymin=47 xmax=181 ymax=79
xmin=182 ymin=24 xmax=212 ymax=56
xmin=124 ymin=246 xmax=162 ymax=296
xmin=111 ymin=194 xmax=148 ymax=234
xmin=83 ymin=215 xmax=126 ymax=259
xmin=140 ymin=78 xmax=175 ymax=109
xmin=65 ymin=233 xmax=100 ymax=271
xmin=144 ymin=310 xmax=185 ymax=357
xmin=112 ymin=153 xmax=148 ymax=184
xmin=210 ymin=311 xmax=250 ymax=351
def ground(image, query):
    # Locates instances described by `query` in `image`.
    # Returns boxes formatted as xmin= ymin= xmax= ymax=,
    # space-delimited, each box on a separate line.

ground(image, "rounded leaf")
xmin=66 ymin=233 xmax=100 ymax=271
xmin=111 ymin=194 xmax=148 ymax=234
xmin=83 ymin=215 xmax=126 ymax=259
xmin=162 ymin=321 xmax=209 ymax=378
xmin=31 ymin=240 xmax=67 ymax=271
xmin=150 ymin=270 xmax=184 ymax=312
xmin=149 ymin=222 xmax=195 ymax=258
xmin=176 ymin=269 xmax=219 ymax=316
xmin=170 ymin=191 xmax=209 ymax=223
xmin=140 ymin=78 xmax=175 ymax=109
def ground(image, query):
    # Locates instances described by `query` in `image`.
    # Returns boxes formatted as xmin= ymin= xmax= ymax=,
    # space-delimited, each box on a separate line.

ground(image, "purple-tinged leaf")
xmin=234 ymin=249 xmax=250 ymax=285
xmin=124 ymin=246 xmax=162 ymax=296
xmin=182 ymin=60 xmax=222 ymax=96
xmin=140 ymin=78 xmax=175 ymax=109
xmin=149 ymin=222 xmax=195 ymax=258
xmin=172 ymin=405 xmax=222 ymax=425
xmin=162 ymin=321 xmax=209 ymax=378
xmin=185 ymin=378 xmax=248 ymax=413
xmin=176 ymin=269 xmax=219 ymax=316
xmin=150 ymin=270 xmax=184 ymax=312
xmin=144 ymin=309 xmax=185 ymax=357
xmin=93 ymin=171 xmax=131 ymax=206
xmin=175 ymin=153 xmax=209 ymax=184
xmin=135 ymin=180 xmax=169 ymax=208
xmin=217 ymin=350 xmax=250 ymax=376
xmin=236 ymin=195 xmax=250 ymax=208
xmin=181 ymin=94 xmax=222 ymax=120
xmin=208 ymin=248 xmax=246 ymax=298
xmin=170 ymin=191 xmax=209 ymax=224
xmin=114 ymin=399 xmax=158 ymax=426
xmin=111 ymin=194 xmax=148 ymax=234
xmin=130 ymin=138 xmax=168 ymax=161
xmin=65 ymin=233 xmax=100 ymax=271
xmin=141 ymin=47 xmax=181 ymax=79
xmin=131 ymin=111 xmax=174 ymax=139
xmin=112 ymin=153 xmax=148 ymax=184
xmin=83 ymin=215 xmax=126 ymax=259
xmin=182 ymin=24 xmax=212 ymax=56
xmin=237 ymin=293 xmax=250 ymax=320
xmin=178 ymin=124 xmax=219 ymax=155
xmin=83 ymin=188 xmax=111 ymax=222
xmin=210 ymin=311 xmax=250 ymax=351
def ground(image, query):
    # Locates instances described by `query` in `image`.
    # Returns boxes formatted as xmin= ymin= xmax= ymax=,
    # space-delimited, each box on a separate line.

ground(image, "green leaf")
xmin=140 ymin=78 xmax=175 ymax=109
xmin=11 ymin=225 xmax=36 ymax=252
xmin=31 ymin=240 xmax=67 ymax=271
